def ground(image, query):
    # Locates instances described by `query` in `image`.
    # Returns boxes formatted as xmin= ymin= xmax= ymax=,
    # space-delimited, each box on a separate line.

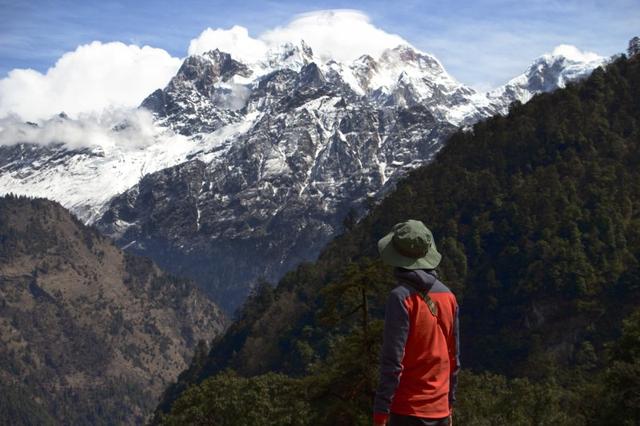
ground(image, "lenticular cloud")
xmin=187 ymin=9 xmax=410 ymax=63
xmin=0 ymin=41 xmax=181 ymax=122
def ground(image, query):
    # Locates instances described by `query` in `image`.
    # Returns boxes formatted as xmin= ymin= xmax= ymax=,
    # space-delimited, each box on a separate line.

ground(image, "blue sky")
xmin=1 ymin=0 xmax=639 ymax=88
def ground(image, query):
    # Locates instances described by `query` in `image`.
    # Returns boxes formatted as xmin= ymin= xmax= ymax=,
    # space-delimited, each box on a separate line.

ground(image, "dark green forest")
xmin=155 ymin=53 xmax=640 ymax=425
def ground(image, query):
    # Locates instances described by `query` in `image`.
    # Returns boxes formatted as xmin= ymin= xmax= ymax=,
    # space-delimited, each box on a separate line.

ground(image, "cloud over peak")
xmin=188 ymin=9 xmax=410 ymax=63
xmin=0 ymin=10 xmax=414 ymax=122
xmin=188 ymin=25 xmax=268 ymax=63
xmin=550 ymin=44 xmax=603 ymax=62
xmin=0 ymin=9 xmax=611 ymax=123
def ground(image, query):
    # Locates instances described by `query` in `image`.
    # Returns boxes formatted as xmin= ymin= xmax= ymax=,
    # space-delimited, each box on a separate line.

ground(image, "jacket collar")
xmin=394 ymin=268 xmax=438 ymax=292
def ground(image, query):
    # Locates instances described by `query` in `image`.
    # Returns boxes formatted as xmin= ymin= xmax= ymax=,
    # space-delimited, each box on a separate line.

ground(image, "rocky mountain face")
xmin=95 ymin=43 xmax=605 ymax=311
xmin=0 ymin=41 xmax=606 ymax=312
xmin=141 ymin=50 xmax=252 ymax=135
xmin=95 ymin=44 xmax=482 ymax=310
xmin=0 ymin=195 xmax=225 ymax=425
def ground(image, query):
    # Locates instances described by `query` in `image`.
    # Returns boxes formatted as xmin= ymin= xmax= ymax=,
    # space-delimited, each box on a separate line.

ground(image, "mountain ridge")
xmin=1 ymin=41 xmax=606 ymax=311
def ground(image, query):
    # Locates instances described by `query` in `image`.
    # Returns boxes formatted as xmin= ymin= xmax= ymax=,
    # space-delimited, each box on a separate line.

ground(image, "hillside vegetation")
xmin=0 ymin=196 xmax=226 ymax=425
xmin=154 ymin=54 xmax=640 ymax=425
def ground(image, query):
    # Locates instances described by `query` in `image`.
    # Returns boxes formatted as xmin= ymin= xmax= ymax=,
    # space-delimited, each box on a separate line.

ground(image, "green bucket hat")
xmin=378 ymin=219 xmax=442 ymax=270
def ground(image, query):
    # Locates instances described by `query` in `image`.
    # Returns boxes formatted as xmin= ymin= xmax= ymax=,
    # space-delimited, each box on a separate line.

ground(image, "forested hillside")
xmin=0 ymin=196 xmax=226 ymax=425
xmin=154 ymin=53 xmax=640 ymax=425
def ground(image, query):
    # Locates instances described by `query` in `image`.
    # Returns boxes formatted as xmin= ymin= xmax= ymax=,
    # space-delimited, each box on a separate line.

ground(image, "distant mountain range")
xmin=0 ymin=41 xmax=606 ymax=311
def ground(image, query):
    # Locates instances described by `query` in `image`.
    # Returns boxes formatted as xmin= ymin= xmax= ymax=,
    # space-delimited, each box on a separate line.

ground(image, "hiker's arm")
xmin=373 ymin=291 xmax=410 ymax=425
xmin=448 ymin=303 xmax=461 ymax=411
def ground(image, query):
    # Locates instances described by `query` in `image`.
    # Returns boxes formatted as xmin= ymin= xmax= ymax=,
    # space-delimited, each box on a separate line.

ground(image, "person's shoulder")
xmin=389 ymin=284 xmax=413 ymax=301
xmin=386 ymin=285 xmax=413 ymax=313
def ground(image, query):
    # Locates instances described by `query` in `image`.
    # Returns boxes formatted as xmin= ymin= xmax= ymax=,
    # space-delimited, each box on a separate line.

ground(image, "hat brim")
xmin=377 ymin=232 xmax=442 ymax=270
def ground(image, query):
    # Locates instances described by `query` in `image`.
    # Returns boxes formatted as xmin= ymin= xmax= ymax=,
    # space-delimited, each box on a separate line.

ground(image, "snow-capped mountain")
xmin=487 ymin=45 xmax=607 ymax=113
xmin=0 ymin=111 xmax=252 ymax=222
xmin=0 ymin=41 xmax=606 ymax=311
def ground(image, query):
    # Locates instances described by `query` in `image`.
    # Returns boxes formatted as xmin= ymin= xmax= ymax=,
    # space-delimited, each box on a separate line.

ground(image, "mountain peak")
xmin=191 ymin=49 xmax=252 ymax=82
xmin=486 ymin=45 xmax=606 ymax=111
xmin=300 ymin=39 xmax=314 ymax=57
xmin=527 ymin=46 xmax=605 ymax=91
xmin=381 ymin=44 xmax=438 ymax=65
xmin=261 ymin=40 xmax=316 ymax=72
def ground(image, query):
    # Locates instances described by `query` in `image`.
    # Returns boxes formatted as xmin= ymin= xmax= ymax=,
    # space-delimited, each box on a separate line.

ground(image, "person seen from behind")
xmin=373 ymin=220 xmax=460 ymax=426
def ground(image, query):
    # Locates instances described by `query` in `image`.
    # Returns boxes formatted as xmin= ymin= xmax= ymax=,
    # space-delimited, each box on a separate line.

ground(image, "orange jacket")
xmin=373 ymin=268 xmax=460 ymax=423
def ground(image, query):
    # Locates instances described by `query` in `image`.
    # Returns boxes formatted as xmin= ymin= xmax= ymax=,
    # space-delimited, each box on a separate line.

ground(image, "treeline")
xmin=154 ymin=54 xmax=640 ymax=425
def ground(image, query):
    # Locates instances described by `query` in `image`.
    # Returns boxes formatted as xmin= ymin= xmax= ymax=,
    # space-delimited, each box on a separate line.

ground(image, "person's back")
xmin=373 ymin=220 xmax=460 ymax=426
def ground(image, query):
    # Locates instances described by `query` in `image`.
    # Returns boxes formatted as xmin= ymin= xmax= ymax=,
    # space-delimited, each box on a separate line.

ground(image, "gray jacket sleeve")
xmin=373 ymin=289 xmax=410 ymax=415
xmin=449 ymin=305 xmax=461 ymax=405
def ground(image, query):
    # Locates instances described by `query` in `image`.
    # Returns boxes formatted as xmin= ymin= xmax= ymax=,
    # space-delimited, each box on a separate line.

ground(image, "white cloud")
xmin=2 ymin=10 xmax=410 ymax=123
xmin=0 ymin=41 xmax=181 ymax=122
xmin=188 ymin=25 xmax=268 ymax=63
xmin=551 ymin=44 xmax=603 ymax=62
xmin=261 ymin=10 xmax=409 ymax=62
xmin=213 ymin=83 xmax=252 ymax=110
xmin=0 ymin=108 xmax=199 ymax=223
xmin=188 ymin=9 xmax=410 ymax=63
xmin=0 ymin=108 xmax=170 ymax=150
